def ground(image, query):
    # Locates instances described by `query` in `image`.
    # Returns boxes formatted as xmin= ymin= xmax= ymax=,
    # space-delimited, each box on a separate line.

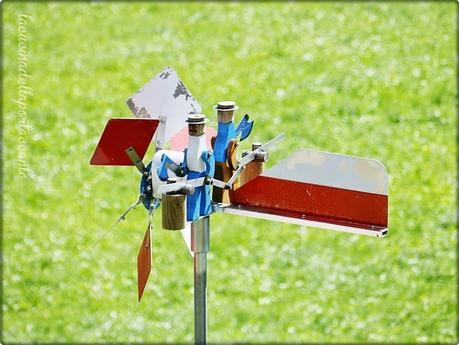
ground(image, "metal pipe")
xmin=191 ymin=216 xmax=210 ymax=345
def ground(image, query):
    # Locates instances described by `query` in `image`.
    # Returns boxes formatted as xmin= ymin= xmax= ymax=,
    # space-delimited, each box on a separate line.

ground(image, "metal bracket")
xmin=158 ymin=177 xmax=227 ymax=195
xmin=125 ymin=146 xmax=146 ymax=174
xmin=155 ymin=116 xmax=168 ymax=150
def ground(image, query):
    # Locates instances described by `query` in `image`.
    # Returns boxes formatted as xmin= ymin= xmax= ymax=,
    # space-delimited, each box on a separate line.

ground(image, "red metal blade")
xmin=137 ymin=227 xmax=152 ymax=302
xmin=90 ymin=118 xmax=159 ymax=166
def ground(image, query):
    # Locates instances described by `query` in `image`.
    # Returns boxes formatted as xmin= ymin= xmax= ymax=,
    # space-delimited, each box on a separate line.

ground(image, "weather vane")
xmin=90 ymin=66 xmax=388 ymax=344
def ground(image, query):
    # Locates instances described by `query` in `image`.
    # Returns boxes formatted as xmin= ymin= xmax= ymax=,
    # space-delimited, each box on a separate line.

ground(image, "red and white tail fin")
xmin=226 ymin=149 xmax=388 ymax=237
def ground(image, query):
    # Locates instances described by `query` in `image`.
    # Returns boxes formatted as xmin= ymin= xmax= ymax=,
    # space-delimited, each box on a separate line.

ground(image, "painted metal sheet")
xmin=229 ymin=149 xmax=388 ymax=235
xmin=137 ymin=227 xmax=152 ymax=302
xmin=263 ymin=149 xmax=387 ymax=195
xmin=90 ymin=118 xmax=159 ymax=166
xmin=126 ymin=66 xmax=201 ymax=148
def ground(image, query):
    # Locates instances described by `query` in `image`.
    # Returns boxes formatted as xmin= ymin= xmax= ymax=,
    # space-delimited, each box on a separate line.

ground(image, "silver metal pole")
xmin=191 ymin=216 xmax=210 ymax=345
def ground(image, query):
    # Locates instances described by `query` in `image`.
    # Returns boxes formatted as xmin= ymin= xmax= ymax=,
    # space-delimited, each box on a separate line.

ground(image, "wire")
xmin=90 ymin=194 xmax=146 ymax=251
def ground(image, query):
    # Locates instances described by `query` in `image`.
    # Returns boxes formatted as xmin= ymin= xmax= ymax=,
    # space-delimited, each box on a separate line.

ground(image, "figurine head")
xmin=213 ymin=101 xmax=239 ymax=124
xmin=186 ymin=114 xmax=207 ymax=136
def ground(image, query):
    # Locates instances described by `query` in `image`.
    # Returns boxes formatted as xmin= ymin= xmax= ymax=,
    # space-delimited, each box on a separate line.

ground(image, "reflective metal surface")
xmin=191 ymin=217 xmax=210 ymax=344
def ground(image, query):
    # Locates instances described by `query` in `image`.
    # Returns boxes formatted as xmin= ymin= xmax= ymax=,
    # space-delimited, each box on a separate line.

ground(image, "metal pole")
xmin=191 ymin=216 xmax=210 ymax=345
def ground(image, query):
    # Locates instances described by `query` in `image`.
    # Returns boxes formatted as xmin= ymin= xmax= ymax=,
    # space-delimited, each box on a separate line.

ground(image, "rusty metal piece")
xmin=137 ymin=226 xmax=152 ymax=302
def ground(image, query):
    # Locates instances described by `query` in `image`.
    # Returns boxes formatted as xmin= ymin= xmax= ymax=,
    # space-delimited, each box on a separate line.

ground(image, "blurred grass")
xmin=2 ymin=1 xmax=456 ymax=343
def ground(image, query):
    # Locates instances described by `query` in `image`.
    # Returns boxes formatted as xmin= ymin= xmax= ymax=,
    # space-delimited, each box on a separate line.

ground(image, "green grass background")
xmin=2 ymin=1 xmax=456 ymax=343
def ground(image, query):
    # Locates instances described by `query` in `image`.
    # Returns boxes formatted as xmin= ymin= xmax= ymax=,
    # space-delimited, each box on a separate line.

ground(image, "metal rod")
xmin=191 ymin=216 xmax=210 ymax=345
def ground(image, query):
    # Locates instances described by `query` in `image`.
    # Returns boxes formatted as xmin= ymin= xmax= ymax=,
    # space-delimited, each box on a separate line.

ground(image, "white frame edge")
xmin=215 ymin=205 xmax=388 ymax=238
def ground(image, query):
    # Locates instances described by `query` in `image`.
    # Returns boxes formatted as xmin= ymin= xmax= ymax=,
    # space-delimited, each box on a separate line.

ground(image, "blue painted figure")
xmin=212 ymin=101 xmax=253 ymax=163
xmin=158 ymin=114 xmax=215 ymax=221
xmin=211 ymin=101 xmax=254 ymax=203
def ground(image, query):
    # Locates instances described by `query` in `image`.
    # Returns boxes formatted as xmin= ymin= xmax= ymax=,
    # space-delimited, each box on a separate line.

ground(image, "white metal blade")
xmin=126 ymin=66 xmax=201 ymax=149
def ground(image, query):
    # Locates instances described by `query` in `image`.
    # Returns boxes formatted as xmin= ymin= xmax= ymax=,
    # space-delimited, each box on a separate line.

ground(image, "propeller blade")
xmin=126 ymin=66 xmax=202 ymax=149
xmin=90 ymin=118 xmax=159 ymax=166
xmin=137 ymin=225 xmax=152 ymax=302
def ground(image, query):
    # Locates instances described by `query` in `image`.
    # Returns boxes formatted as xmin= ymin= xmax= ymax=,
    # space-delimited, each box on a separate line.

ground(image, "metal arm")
xmin=157 ymin=177 xmax=226 ymax=195
xmin=125 ymin=146 xmax=147 ymax=174
xmin=225 ymin=132 xmax=285 ymax=188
